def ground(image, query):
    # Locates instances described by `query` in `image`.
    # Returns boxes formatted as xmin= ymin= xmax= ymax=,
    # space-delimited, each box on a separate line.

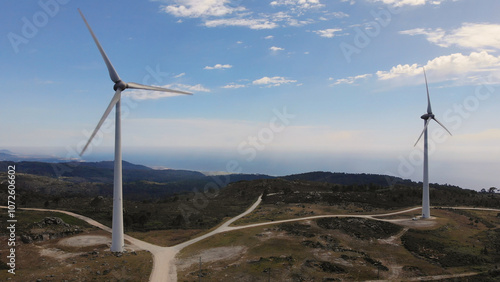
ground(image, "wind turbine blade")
xmin=433 ymin=117 xmax=452 ymax=136
xmin=80 ymin=89 xmax=122 ymax=156
xmin=78 ymin=9 xmax=121 ymax=83
xmin=127 ymin=82 xmax=192 ymax=95
xmin=414 ymin=119 xmax=431 ymax=147
xmin=423 ymin=67 xmax=432 ymax=114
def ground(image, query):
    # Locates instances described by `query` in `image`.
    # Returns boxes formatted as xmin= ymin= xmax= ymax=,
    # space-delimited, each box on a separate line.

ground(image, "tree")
xmin=489 ymin=187 xmax=497 ymax=193
xmin=90 ymin=196 xmax=104 ymax=211
xmin=262 ymin=188 xmax=269 ymax=201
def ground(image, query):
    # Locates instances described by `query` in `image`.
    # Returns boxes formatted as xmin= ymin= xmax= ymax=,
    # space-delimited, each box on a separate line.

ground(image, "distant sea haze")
xmin=3 ymin=147 xmax=495 ymax=191
xmin=82 ymin=147 xmax=491 ymax=192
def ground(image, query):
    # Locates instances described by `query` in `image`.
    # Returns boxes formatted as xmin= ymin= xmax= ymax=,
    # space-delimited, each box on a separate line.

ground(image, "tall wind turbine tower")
xmin=78 ymin=9 xmax=192 ymax=252
xmin=414 ymin=68 xmax=452 ymax=219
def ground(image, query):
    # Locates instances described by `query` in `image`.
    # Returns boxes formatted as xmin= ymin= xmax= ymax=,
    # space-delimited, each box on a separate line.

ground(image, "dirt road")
xmin=4 ymin=203 xmax=499 ymax=281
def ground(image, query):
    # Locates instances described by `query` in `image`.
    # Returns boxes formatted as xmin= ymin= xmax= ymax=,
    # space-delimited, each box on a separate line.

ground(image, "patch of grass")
xmin=127 ymin=229 xmax=205 ymax=247
xmin=316 ymin=217 xmax=403 ymax=240
xmin=231 ymin=202 xmax=403 ymax=227
xmin=178 ymin=228 xmax=261 ymax=258
xmin=0 ymin=230 xmax=152 ymax=281
xmin=176 ymin=220 xmax=446 ymax=281
xmin=304 ymin=259 xmax=346 ymax=273
xmin=401 ymin=210 xmax=499 ymax=268
xmin=0 ymin=210 xmax=94 ymax=236
xmin=277 ymin=222 xmax=316 ymax=238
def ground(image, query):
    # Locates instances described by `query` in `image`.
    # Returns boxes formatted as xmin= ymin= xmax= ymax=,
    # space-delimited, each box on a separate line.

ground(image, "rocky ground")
xmin=0 ymin=212 xmax=152 ymax=281
xmin=20 ymin=216 xmax=83 ymax=244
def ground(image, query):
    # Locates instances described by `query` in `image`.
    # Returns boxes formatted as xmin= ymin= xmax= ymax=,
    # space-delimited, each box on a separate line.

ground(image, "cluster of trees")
xmin=481 ymin=187 xmax=500 ymax=194
xmin=3 ymin=164 xmax=499 ymax=233
xmin=480 ymin=187 xmax=498 ymax=193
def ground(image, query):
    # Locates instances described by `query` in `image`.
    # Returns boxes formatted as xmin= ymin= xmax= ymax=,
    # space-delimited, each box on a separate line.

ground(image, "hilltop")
xmin=0 ymin=160 xmax=499 ymax=281
xmin=0 ymin=160 xmax=496 ymax=233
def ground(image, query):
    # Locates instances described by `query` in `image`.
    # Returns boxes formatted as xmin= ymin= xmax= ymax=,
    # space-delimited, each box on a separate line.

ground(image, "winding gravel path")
xmin=3 ymin=202 xmax=499 ymax=281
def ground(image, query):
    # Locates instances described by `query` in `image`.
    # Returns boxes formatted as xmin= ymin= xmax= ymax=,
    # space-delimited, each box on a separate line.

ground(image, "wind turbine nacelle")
xmin=421 ymin=113 xmax=434 ymax=120
xmin=113 ymin=80 xmax=128 ymax=91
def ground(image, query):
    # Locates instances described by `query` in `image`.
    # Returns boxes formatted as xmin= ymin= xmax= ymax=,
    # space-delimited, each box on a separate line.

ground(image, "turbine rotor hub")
xmin=113 ymin=80 xmax=127 ymax=91
xmin=421 ymin=113 xmax=434 ymax=120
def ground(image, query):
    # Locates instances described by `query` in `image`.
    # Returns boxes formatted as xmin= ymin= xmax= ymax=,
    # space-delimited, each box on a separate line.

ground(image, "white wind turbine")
xmin=78 ymin=9 xmax=192 ymax=252
xmin=414 ymin=68 xmax=452 ymax=219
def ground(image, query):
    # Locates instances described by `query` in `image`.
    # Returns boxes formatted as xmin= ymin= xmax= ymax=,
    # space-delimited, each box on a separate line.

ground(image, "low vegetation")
xmin=0 ymin=210 xmax=152 ymax=281
xmin=176 ymin=209 xmax=500 ymax=281
xmin=401 ymin=209 xmax=500 ymax=269
xmin=0 ymin=161 xmax=499 ymax=280
xmin=316 ymin=217 xmax=403 ymax=240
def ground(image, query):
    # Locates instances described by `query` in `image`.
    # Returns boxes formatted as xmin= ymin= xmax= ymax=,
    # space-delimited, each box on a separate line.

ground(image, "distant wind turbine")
xmin=414 ymin=68 xmax=452 ymax=219
xmin=77 ymin=9 xmax=192 ymax=252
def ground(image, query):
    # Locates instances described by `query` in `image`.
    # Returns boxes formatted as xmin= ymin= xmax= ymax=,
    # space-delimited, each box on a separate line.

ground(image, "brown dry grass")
xmin=127 ymin=228 xmax=206 ymax=247
xmin=176 ymin=207 xmax=498 ymax=281
xmin=0 ymin=229 xmax=153 ymax=281
xmin=231 ymin=203 xmax=350 ymax=226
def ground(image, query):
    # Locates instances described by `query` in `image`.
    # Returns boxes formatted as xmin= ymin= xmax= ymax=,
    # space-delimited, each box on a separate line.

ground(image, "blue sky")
xmin=2 ymin=0 xmax=500 ymax=190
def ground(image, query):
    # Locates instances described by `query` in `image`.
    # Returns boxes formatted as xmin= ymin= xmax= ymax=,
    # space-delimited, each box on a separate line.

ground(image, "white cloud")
xmin=400 ymin=28 xmax=446 ymax=45
xmin=173 ymin=83 xmax=211 ymax=92
xmin=253 ymin=76 xmax=297 ymax=87
xmin=313 ymin=28 xmax=342 ymax=38
xmin=174 ymin=72 xmax=185 ymax=78
xmin=204 ymin=18 xmax=279 ymax=29
xmin=376 ymin=51 xmax=500 ymax=82
xmin=124 ymin=83 xmax=210 ymax=100
xmin=265 ymin=35 xmax=274 ymax=40
xmin=333 ymin=51 xmax=500 ymax=88
xmin=270 ymin=46 xmax=284 ymax=51
xmin=287 ymin=18 xmax=315 ymax=27
xmin=222 ymin=83 xmax=246 ymax=89
xmin=330 ymin=74 xmax=372 ymax=85
xmin=124 ymin=90 xmax=183 ymax=100
xmin=270 ymin=0 xmax=324 ymax=9
xmin=158 ymin=0 xmax=323 ymax=30
xmin=400 ymin=23 xmax=500 ymax=50
xmin=330 ymin=11 xmax=349 ymax=19
xmin=266 ymin=11 xmax=315 ymax=27
xmin=376 ymin=63 xmax=421 ymax=81
xmin=204 ymin=64 xmax=233 ymax=70
xmin=370 ymin=0 xmax=457 ymax=6
xmin=161 ymin=0 xmax=245 ymax=18
xmin=369 ymin=0 xmax=428 ymax=6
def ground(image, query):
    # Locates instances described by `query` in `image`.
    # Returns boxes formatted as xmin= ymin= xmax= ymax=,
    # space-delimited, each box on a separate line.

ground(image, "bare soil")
xmin=176 ymin=245 xmax=247 ymax=271
xmin=58 ymin=234 xmax=111 ymax=247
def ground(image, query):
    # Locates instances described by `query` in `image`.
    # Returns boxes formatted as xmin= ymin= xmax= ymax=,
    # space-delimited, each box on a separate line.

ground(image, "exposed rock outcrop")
xmin=21 ymin=217 xmax=83 ymax=243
